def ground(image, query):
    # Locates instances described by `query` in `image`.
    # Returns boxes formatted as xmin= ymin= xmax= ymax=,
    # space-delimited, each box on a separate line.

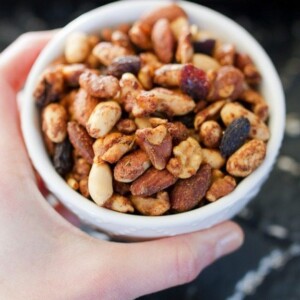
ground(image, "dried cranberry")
xmin=180 ymin=64 xmax=209 ymax=101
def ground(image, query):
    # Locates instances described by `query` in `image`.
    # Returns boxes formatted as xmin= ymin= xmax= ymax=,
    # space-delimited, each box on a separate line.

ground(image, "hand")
xmin=0 ymin=32 xmax=244 ymax=299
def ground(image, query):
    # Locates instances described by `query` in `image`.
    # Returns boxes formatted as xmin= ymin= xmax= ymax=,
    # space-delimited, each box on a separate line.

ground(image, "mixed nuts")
xmin=34 ymin=4 xmax=269 ymax=216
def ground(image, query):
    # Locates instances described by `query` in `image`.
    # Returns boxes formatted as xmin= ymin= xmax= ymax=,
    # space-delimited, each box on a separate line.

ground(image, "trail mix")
xmin=34 ymin=4 xmax=269 ymax=216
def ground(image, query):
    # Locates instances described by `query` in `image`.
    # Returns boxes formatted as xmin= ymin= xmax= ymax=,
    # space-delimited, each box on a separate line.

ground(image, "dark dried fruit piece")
xmin=171 ymin=164 xmax=212 ymax=212
xmin=53 ymin=138 xmax=74 ymax=176
xmin=220 ymin=117 xmax=250 ymax=158
xmin=180 ymin=64 xmax=209 ymax=101
xmin=67 ymin=121 xmax=94 ymax=164
xmin=107 ymin=55 xmax=141 ymax=78
xmin=34 ymin=66 xmax=65 ymax=108
xmin=193 ymin=39 xmax=216 ymax=56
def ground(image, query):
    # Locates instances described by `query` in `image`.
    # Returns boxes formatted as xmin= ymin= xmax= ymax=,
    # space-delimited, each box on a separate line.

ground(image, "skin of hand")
xmin=0 ymin=32 xmax=244 ymax=300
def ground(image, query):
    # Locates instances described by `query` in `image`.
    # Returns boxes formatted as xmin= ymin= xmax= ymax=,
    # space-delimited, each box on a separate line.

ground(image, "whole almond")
xmin=67 ymin=121 xmax=94 ymax=164
xmin=151 ymin=18 xmax=175 ymax=64
xmin=171 ymin=164 xmax=212 ymax=212
xmin=140 ymin=4 xmax=187 ymax=27
xmin=130 ymin=168 xmax=177 ymax=197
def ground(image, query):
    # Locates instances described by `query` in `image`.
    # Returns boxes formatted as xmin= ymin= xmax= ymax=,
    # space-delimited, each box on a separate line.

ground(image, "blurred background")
xmin=1 ymin=0 xmax=300 ymax=299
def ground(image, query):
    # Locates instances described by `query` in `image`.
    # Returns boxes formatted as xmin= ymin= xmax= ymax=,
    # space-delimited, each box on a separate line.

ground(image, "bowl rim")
xmin=21 ymin=0 xmax=285 ymax=229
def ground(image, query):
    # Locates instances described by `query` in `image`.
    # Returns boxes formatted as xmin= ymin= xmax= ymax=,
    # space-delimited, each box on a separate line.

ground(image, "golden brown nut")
xmin=206 ymin=175 xmax=236 ymax=202
xmin=199 ymin=120 xmax=222 ymax=148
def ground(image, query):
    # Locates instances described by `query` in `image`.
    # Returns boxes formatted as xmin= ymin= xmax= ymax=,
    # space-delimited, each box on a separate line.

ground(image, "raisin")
xmin=53 ymin=138 xmax=74 ymax=176
xmin=107 ymin=55 xmax=141 ymax=78
xmin=179 ymin=64 xmax=209 ymax=101
xmin=193 ymin=39 xmax=216 ymax=56
xmin=220 ymin=117 xmax=250 ymax=158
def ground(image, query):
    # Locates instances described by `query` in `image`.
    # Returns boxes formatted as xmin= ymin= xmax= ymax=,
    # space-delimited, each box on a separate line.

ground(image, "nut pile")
xmin=34 ymin=4 xmax=269 ymax=216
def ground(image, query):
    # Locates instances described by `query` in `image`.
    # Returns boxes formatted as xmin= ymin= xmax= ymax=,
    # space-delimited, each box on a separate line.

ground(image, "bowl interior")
xmin=22 ymin=0 xmax=285 ymax=238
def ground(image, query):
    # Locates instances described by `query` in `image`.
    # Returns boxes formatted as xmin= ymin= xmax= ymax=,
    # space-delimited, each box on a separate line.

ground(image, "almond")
xmin=171 ymin=164 xmax=212 ymax=212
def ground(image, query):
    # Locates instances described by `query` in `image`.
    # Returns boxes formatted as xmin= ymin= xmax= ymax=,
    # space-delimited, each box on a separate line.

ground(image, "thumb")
xmin=100 ymin=221 xmax=244 ymax=299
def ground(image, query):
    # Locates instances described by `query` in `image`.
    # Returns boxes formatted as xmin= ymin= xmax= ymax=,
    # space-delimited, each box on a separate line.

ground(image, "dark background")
xmin=1 ymin=0 xmax=300 ymax=299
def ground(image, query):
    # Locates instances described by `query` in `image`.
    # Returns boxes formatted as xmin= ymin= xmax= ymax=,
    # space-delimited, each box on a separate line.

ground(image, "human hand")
xmin=0 ymin=32 xmax=244 ymax=299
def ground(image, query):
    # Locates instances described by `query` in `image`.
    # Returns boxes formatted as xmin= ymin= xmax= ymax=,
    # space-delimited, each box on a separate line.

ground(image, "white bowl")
xmin=21 ymin=0 xmax=285 ymax=240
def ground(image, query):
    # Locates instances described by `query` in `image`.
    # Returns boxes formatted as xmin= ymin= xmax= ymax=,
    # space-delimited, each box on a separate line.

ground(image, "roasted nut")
xmin=132 ymin=91 xmax=158 ymax=117
xmin=130 ymin=168 xmax=177 ymax=197
xmin=153 ymin=64 xmax=183 ymax=87
xmin=227 ymin=139 xmax=266 ymax=177
xmin=151 ymin=88 xmax=196 ymax=116
xmin=239 ymin=89 xmax=269 ymax=121
xmin=235 ymin=53 xmax=261 ymax=85
xmin=131 ymin=192 xmax=170 ymax=216
xmin=42 ymin=103 xmax=68 ymax=143
xmin=194 ymin=100 xmax=227 ymax=130
xmin=208 ymin=66 xmax=244 ymax=101
xmin=79 ymin=71 xmax=120 ymax=99
xmin=214 ymin=43 xmax=235 ymax=66
xmin=149 ymin=117 xmax=168 ymax=127
xmin=140 ymin=3 xmax=187 ymax=27
xmin=88 ymin=161 xmax=113 ymax=206
xmin=101 ymin=27 xmax=112 ymax=41
xmin=62 ymin=64 xmax=86 ymax=87
xmin=72 ymin=89 xmax=98 ymax=127
xmin=72 ymin=158 xmax=91 ymax=181
xmin=65 ymin=32 xmax=91 ymax=64
xmin=180 ymin=64 xmax=209 ymax=101
xmin=167 ymin=137 xmax=202 ymax=179
xmin=139 ymin=52 xmax=162 ymax=68
xmin=104 ymin=194 xmax=134 ymax=213
xmin=43 ymin=132 xmax=55 ymax=156
xmin=201 ymin=148 xmax=226 ymax=169
xmin=219 ymin=117 xmax=250 ymax=157
xmin=176 ymin=29 xmax=193 ymax=63
xmin=134 ymin=117 xmax=152 ymax=129
xmin=111 ymin=30 xmax=133 ymax=51
xmin=116 ymin=119 xmax=137 ymax=134
xmin=199 ymin=120 xmax=222 ymax=148
xmin=79 ymin=177 xmax=90 ymax=198
xmin=86 ymin=101 xmax=122 ymax=138
xmin=129 ymin=21 xmax=152 ymax=50
xmin=192 ymin=54 xmax=220 ymax=72
xmin=211 ymin=169 xmax=225 ymax=182
xmin=107 ymin=55 xmax=141 ymax=78
xmin=136 ymin=125 xmax=172 ymax=170
xmin=152 ymin=18 xmax=175 ymax=63
xmin=170 ymin=17 xmax=189 ymax=40
xmin=170 ymin=164 xmax=212 ymax=212
xmin=138 ymin=65 xmax=154 ymax=90
xmin=166 ymin=122 xmax=189 ymax=145
xmin=206 ymin=175 xmax=236 ymax=202
xmin=119 ymin=73 xmax=143 ymax=112
xmin=67 ymin=121 xmax=94 ymax=164
xmin=114 ymin=149 xmax=151 ymax=183
xmin=93 ymin=133 xmax=135 ymax=164
xmin=92 ymin=42 xmax=131 ymax=66
xmin=34 ymin=66 xmax=65 ymax=108
xmin=67 ymin=176 xmax=79 ymax=190
xmin=116 ymin=23 xmax=131 ymax=34
xmin=53 ymin=138 xmax=74 ymax=176
xmin=221 ymin=102 xmax=270 ymax=141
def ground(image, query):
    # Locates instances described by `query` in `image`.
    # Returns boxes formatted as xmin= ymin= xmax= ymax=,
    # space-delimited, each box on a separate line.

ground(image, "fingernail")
xmin=215 ymin=231 xmax=244 ymax=259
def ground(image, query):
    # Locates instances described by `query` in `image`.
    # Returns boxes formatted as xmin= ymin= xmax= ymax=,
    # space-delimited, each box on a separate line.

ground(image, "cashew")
xmin=88 ymin=161 xmax=113 ymax=206
xmin=104 ymin=194 xmax=134 ymax=213
xmin=42 ymin=103 xmax=67 ymax=143
xmin=86 ymin=101 xmax=122 ymax=138
xmin=221 ymin=102 xmax=270 ymax=141
xmin=202 ymin=148 xmax=226 ymax=169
